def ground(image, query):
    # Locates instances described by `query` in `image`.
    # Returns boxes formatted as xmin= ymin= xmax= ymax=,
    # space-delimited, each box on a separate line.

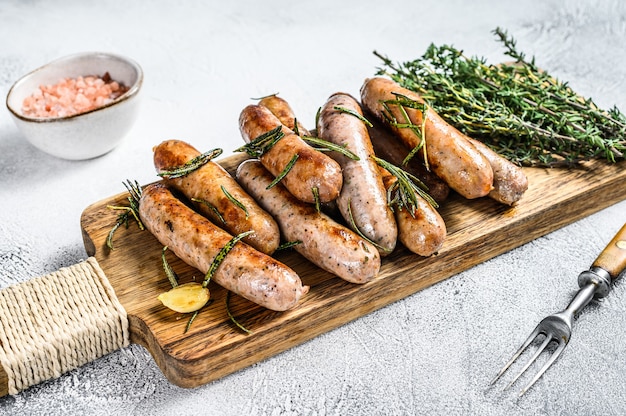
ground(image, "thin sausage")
xmin=236 ymin=159 xmax=381 ymax=284
xmin=467 ymin=138 xmax=529 ymax=205
xmin=153 ymin=139 xmax=280 ymax=255
xmin=139 ymin=182 xmax=308 ymax=311
xmin=317 ymin=92 xmax=397 ymax=255
xmin=238 ymin=104 xmax=343 ymax=204
xmin=360 ymin=77 xmax=494 ymax=199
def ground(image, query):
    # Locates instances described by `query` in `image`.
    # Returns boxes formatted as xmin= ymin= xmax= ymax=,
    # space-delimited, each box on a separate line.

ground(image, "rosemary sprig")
xmin=187 ymin=230 xmax=254 ymax=333
xmin=203 ymin=230 xmax=254 ymax=288
xmin=191 ymin=197 xmax=225 ymax=224
xmin=161 ymin=246 xmax=179 ymax=288
xmin=267 ymin=154 xmax=299 ymax=189
xmin=380 ymin=95 xmax=429 ymax=168
xmin=276 ymin=240 xmax=302 ymax=251
xmin=106 ymin=180 xmax=144 ymax=250
xmin=311 ymin=186 xmax=321 ymax=213
xmin=208 ymin=231 xmax=255 ymax=335
xmin=373 ymin=156 xmax=438 ymax=216
xmin=226 ymin=291 xmax=252 ymax=334
xmin=293 ymin=117 xmax=300 ymax=136
xmin=302 ymin=136 xmax=360 ymax=160
xmin=221 ymin=186 xmax=249 ymax=219
xmin=235 ymin=126 xmax=284 ymax=157
xmin=158 ymin=149 xmax=223 ymax=178
xmin=333 ymin=105 xmax=373 ymax=127
xmin=346 ymin=199 xmax=389 ymax=253
xmin=375 ymin=27 xmax=626 ymax=167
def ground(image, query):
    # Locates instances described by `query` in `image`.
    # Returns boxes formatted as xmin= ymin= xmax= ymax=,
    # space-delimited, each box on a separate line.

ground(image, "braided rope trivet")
xmin=0 ymin=257 xmax=129 ymax=395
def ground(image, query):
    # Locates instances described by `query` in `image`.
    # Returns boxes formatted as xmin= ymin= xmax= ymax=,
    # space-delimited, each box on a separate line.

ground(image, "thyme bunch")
xmin=375 ymin=27 xmax=626 ymax=167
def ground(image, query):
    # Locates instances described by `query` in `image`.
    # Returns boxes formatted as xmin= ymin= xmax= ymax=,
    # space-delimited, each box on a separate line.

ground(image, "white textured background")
xmin=1 ymin=1 xmax=626 ymax=415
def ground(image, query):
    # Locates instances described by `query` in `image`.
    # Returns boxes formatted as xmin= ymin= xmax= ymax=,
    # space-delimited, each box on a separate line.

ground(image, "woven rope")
xmin=0 ymin=257 xmax=129 ymax=395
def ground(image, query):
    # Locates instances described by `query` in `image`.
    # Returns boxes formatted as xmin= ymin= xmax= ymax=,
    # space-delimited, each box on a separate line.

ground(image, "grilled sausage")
xmin=366 ymin=113 xmax=450 ymax=204
xmin=139 ymin=182 xmax=308 ymax=311
xmin=258 ymin=95 xmax=311 ymax=136
xmin=153 ymin=140 xmax=280 ymax=255
xmin=380 ymin=171 xmax=446 ymax=256
xmin=467 ymin=138 xmax=528 ymax=205
xmin=317 ymin=92 xmax=397 ymax=255
xmin=236 ymin=159 xmax=381 ymax=284
xmin=360 ymin=77 xmax=494 ymax=199
xmin=238 ymin=104 xmax=343 ymax=204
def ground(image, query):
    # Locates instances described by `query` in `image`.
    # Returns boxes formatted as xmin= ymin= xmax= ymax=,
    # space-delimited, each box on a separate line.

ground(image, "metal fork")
xmin=491 ymin=222 xmax=626 ymax=396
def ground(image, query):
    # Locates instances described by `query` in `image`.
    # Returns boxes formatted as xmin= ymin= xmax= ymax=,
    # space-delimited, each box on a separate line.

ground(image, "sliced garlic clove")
xmin=158 ymin=282 xmax=210 ymax=313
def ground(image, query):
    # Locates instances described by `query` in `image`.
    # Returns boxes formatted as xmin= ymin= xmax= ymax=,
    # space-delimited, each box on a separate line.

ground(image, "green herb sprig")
xmin=106 ymin=180 xmax=144 ymax=250
xmin=373 ymin=156 xmax=438 ymax=216
xmin=158 ymin=149 xmax=223 ymax=178
xmin=375 ymin=27 xmax=626 ymax=167
xmin=235 ymin=126 xmax=284 ymax=157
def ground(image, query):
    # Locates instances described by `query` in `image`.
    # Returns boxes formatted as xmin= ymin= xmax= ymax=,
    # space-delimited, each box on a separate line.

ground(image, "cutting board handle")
xmin=0 ymin=258 xmax=129 ymax=396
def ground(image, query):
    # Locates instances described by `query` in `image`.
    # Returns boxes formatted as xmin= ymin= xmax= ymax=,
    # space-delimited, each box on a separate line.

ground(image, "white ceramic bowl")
xmin=6 ymin=52 xmax=143 ymax=160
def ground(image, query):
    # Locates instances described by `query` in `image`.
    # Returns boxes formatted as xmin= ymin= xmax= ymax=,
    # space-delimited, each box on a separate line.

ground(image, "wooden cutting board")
xmin=2 ymin=154 xmax=625 ymax=395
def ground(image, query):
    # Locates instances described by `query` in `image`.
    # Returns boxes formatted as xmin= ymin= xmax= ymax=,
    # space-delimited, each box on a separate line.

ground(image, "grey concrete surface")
xmin=1 ymin=1 xmax=626 ymax=415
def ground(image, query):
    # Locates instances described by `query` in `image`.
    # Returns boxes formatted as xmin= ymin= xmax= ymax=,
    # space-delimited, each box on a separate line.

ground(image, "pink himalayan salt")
xmin=21 ymin=72 xmax=129 ymax=118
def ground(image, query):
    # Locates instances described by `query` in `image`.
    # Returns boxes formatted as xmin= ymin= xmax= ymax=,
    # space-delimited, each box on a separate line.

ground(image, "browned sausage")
xmin=153 ymin=140 xmax=281 ymax=255
xmin=316 ymin=92 xmax=397 ymax=255
xmin=258 ymin=95 xmax=311 ymax=136
xmin=236 ymin=159 xmax=381 ymax=284
xmin=139 ymin=182 xmax=308 ymax=311
xmin=380 ymin=171 xmax=446 ymax=256
xmin=238 ymin=104 xmax=343 ymax=204
xmin=366 ymin=112 xmax=450 ymax=204
xmin=360 ymin=77 xmax=494 ymax=199
xmin=467 ymin=138 xmax=529 ymax=205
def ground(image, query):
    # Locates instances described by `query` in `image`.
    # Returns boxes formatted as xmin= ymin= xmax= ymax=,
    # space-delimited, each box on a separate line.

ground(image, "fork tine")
xmin=490 ymin=325 xmax=542 ymax=385
xmin=518 ymin=339 xmax=568 ymax=396
xmin=505 ymin=334 xmax=552 ymax=390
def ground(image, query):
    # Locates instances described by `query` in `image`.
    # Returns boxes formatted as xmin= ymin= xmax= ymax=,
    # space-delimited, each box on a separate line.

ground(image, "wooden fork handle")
xmin=593 ymin=222 xmax=626 ymax=280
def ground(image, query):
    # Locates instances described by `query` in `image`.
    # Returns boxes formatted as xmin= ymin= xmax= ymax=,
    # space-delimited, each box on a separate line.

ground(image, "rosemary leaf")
xmin=276 ymin=240 xmax=302 ymax=251
xmin=203 ymin=230 xmax=255 ymax=287
xmin=161 ymin=246 xmax=179 ymax=288
xmin=333 ymin=105 xmax=374 ymax=127
xmin=346 ymin=198 xmax=390 ymax=253
xmin=221 ymin=185 xmax=249 ymax=219
xmin=226 ymin=291 xmax=253 ymax=334
xmin=302 ymin=136 xmax=360 ymax=160
xmin=191 ymin=197 xmax=225 ymax=224
xmin=158 ymin=149 xmax=223 ymax=178
xmin=312 ymin=186 xmax=321 ymax=213
xmin=267 ymin=154 xmax=299 ymax=189
xmin=235 ymin=126 xmax=284 ymax=157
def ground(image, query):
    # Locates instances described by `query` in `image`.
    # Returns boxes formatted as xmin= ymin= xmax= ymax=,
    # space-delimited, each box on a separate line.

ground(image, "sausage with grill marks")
xmin=238 ymin=104 xmax=343 ymax=204
xmin=236 ymin=159 xmax=381 ymax=284
xmin=139 ymin=182 xmax=308 ymax=311
xmin=366 ymin=113 xmax=450 ymax=204
xmin=153 ymin=139 xmax=280 ymax=254
xmin=360 ymin=77 xmax=494 ymax=199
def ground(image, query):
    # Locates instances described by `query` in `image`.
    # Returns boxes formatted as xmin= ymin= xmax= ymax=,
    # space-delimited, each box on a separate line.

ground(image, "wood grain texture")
xmin=1 ymin=155 xmax=625 ymax=396
xmin=83 ymin=155 xmax=626 ymax=389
